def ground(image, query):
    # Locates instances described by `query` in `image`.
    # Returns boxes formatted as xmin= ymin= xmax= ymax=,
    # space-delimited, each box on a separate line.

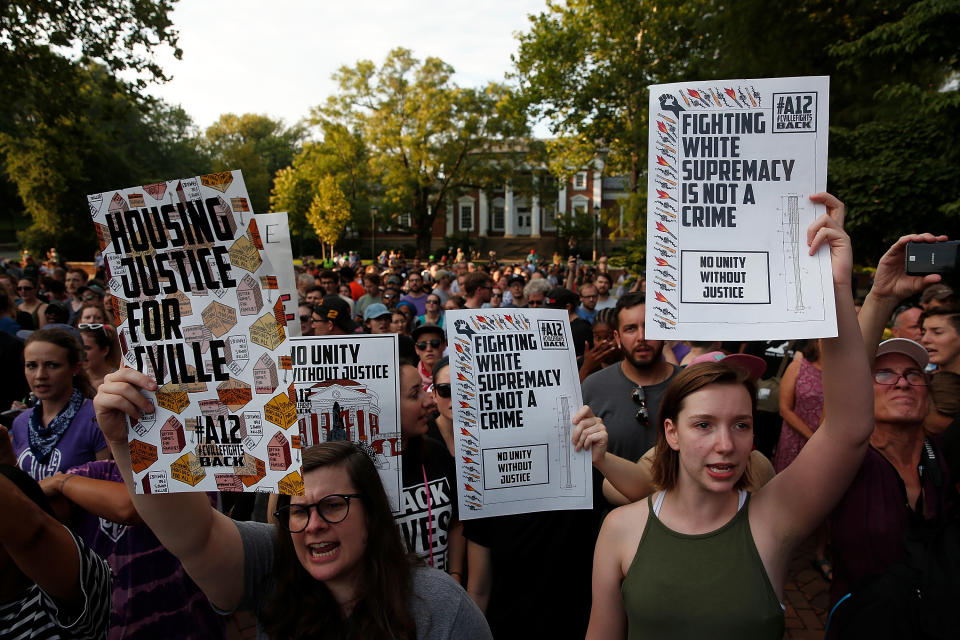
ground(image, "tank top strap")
xmin=652 ymin=490 xmax=667 ymax=517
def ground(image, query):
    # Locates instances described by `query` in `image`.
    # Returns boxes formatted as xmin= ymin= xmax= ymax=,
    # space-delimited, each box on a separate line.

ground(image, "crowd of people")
xmin=1 ymin=193 xmax=959 ymax=638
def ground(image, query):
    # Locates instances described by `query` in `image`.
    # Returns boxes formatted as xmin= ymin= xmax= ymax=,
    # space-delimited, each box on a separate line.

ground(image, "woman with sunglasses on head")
xmin=415 ymin=294 xmax=445 ymax=330
xmin=78 ymin=324 xmax=121 ymax=391
xmin=16 ymin=277 xmax=48 ymax=330
xmin=93 ymin=368 xmax=491 ymax=639
xmin=77 ymin=303 xmax=109 ymax=327
xmin=573 ymin=194 xmax=874 ymax=639
xmin=11 ymin=328 xmax=109 ymax=481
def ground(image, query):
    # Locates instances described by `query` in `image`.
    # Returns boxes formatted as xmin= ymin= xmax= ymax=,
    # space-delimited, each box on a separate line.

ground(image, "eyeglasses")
xmin=299 ymin=315 xmax=312 ymax=323
xmin=433 ymin=383 xmax=451 ymax=398
xmin=274 ymin=494 xmax=363 ymax=533
xmin=632 ymin=386 xmax=649 ymax=427
xmin=873 ymin=369 xmax=928 ymax=386
xmin=416 ymin=339 xmax=443 ymax=350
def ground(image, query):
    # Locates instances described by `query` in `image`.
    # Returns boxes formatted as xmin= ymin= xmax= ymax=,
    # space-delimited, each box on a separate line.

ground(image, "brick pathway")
xmin=225 ymin=535 xmax=832 ymax=640
xmin=783 ymin=535 xmax=832 ymax=639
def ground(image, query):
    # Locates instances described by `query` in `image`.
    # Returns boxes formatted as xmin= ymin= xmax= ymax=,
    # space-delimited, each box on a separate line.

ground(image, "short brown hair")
xmin=651 ymin=361 xmax=756 ymax=491
xmin=463 ymin=271 xmax=493 ymax=296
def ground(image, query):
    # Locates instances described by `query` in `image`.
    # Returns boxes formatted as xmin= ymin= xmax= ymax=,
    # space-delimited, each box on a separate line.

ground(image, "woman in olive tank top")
xmin=572 ymin=194 xmax=874 ymax=639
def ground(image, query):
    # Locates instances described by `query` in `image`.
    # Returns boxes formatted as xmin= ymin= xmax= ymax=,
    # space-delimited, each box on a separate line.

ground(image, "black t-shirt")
xmin=399 ymin=436 xmax=458 ymax=571
xmin=462 ymin=469 xmax=604 ymax=640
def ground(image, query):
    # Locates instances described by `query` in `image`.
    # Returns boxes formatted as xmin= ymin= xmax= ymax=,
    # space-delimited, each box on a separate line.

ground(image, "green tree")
xmin=307 ymin=176 xmax=353 ymax=259
xmin=1 ymin=62 xmax=209 ymax=258
xmin=318 ymin=47 xmax=527 ymax=255
xmin=204 ymin=113 xmax=304 ymax=214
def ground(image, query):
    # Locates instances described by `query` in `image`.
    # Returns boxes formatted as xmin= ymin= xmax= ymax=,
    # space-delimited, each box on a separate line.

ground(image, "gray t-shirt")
xmin=581 ymin=363 xmax=679 ymax=462
xmin=227 ymin=520 xmax=491 ymax=640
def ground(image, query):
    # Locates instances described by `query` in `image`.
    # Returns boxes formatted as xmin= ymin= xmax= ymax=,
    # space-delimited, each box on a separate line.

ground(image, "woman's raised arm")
xmin=753 ymin=193 xmax=873 ymax=549
xmin=94 ymin=367 xmax=246 ymax=610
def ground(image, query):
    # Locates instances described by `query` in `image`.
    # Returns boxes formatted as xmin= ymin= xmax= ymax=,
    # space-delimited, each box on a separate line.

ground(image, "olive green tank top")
xmin=620 ymin=491 xmax=784 ymax=639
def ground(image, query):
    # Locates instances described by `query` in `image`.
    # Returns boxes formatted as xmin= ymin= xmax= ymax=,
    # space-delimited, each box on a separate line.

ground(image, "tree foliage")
xmin=1 ymin=62 xmax=210 ymax=258
xmin=307 ymin=176 xmax=353 ymax=249
xmin=0 ymin=0 xmax=181 ymax=88
xmin=515 ymin=0 xmax=960 ymax=265
xmin=204 ymin=113 xmax=304 ymax=214
xmin=317 ymin=47 xmax=528 ymax=254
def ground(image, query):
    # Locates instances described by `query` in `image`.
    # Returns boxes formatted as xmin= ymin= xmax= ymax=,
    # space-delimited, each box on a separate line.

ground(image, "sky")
xmin=146 ymin=0 xmax=550 ymax=132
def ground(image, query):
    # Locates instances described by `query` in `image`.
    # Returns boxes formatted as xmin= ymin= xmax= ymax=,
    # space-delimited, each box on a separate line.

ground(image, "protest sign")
xmin=446 ymin=309 xmax=591 ymax=519
xmin=646 ymin=76 xmax=833 ymax=340
xmin=289 ymin=334 xmax=403 ymax=513
xmin=88 ymin=171 xmax=302 ymax=494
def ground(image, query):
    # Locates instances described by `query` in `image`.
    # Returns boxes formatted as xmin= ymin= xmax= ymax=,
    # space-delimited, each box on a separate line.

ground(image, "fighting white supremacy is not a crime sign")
xmin=446 ymin=309 xmax=591 ymax=520
xmin=645 ymin=76 xmax=834 ymax=341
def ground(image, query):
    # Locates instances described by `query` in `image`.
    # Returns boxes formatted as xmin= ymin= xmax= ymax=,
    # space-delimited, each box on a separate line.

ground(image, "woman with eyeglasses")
xmin=415 ymin=295 xmax=445 ymax=330
xmin=95 ymin=367 xmax=490 ymax=640
xmin=11 ymin=328 xmax=108 ymax=481
xmin=92 ymin=367 xmax=489 ymax=640
xmin=574 ymin=194 xmax=875 ymax=639
xmin=79 ymin=324 xmax=121 ymax=391
xmin=16 ymin=278 xmax=48 ymax=330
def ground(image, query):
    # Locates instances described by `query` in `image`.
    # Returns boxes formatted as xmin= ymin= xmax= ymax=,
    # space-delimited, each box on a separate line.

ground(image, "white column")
xmin=504 ymin=183 xmax=516 ymax=237
xmin=531 ymin=193 xmax=541 ymax=238
xmin=445 ymin=201 xmax=454 ymax=236
xmin=558 ymin=184 xmax=567 ymax=214
xmin=592 ymin=170 xmax=602 ymax=210
xmin=478 ymin=190 xmax=489 ymax=237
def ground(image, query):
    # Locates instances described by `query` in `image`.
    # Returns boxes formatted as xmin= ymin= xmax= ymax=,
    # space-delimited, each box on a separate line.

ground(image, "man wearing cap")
xmin=501 ymin=275 xmax=526 ymax=308
xmin=430 ymin=269 xmax=453 ymax=305
xmin=546 ymin=287 xmax=592 ymax=358
xmin=77 ymin=284 xmax=105 ymax=307
xmin=412 ymin=324 xmax=446 ymax=389
xmin=313 ymin=296 xmax=359 ymax=336
xmin=363 ymin=303 xmax=392 ymax=334
xmin=581 ymin=293 xmax=679 ymax=464
xmin=828 ymin=233 xmax=956 ymax=611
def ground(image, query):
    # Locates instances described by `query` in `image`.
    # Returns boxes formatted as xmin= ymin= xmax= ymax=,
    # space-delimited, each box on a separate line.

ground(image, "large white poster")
xmin=446 ymin=309 xmax=591 ymax=519
xmin=88 ymin=171 xmax=302 ymax=495
xmin=289 ymin=334 xmax=403 ymax=513
xmin=646 ymin=76 xmax=834 ymax=340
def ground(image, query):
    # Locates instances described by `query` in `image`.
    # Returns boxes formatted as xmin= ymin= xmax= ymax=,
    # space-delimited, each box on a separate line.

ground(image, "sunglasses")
xmin=426 ymin=299 xmax=440 ymax=304
xmin=299 ymin=315 xmax=312 ymax=323
xmin=82 ymin=294 xmax=98 ymax=301
xmin=528 ymin=300 xmax=544 ymax=307
xmin=383 ymin=294 xmax=397 ymax=300
xmin=632 ymin=386 xmax=649 ymax=427
xmin=17 ymin=285 xmax=34 ymax=291
xmin=433 ymin=383 xmax=451 ymax=398
xmin=78 ymin=323 xmax=105 ymax=330
xmin=416 ymin=339 xmax=443 ymax=350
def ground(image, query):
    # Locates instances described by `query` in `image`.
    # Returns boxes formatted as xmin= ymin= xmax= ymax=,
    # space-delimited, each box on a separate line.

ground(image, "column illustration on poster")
xmin=88 ymin=171 xmax=303 ymax=495
xmin=646 ymin=76 xmax=834 ymax=340
xmin=289 ymin=334 xmax=403 ymax=513
xmin=446 ymin=309 xmax=591 ymax=519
